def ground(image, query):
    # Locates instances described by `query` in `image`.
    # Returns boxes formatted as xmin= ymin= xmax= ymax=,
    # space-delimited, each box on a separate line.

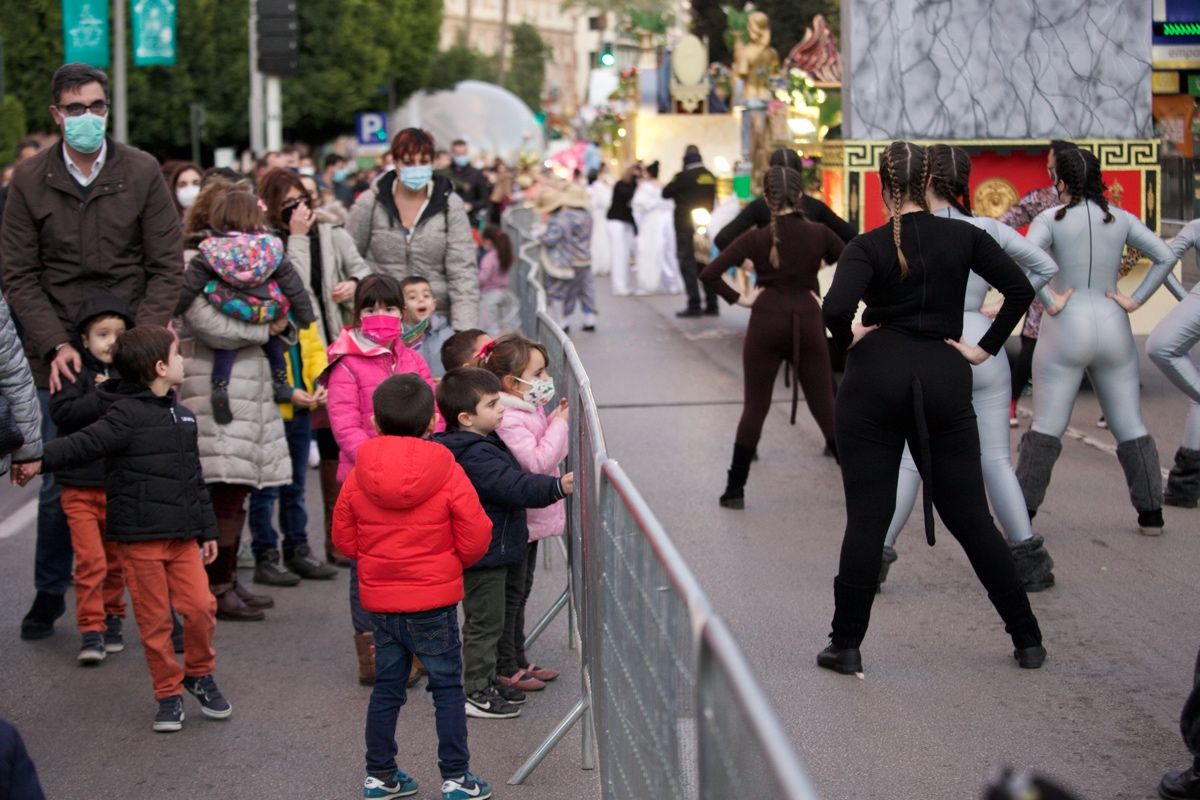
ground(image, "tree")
xmin=0 ymin=0 xmax=66 ymax=138
xmin=427 ymin=33 xmax=498 ymax=92
xmin=504 ymin=23 xmax=548 ymax=113
xmin=690 ymin=0 xmax=840 ymax=64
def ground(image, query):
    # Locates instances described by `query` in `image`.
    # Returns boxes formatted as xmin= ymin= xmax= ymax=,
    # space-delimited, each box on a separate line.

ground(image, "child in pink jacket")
xmin=322 ymin=274 xmax=438 ymax=682
xmin=324 ymin=275 xmax=438 ymax=483
xmin=478 ymin=333 xmax=567 ymax=691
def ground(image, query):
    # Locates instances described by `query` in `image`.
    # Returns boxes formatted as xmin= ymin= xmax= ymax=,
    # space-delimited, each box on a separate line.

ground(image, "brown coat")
xmin=1 ymin=139 xmax=183 ymax=388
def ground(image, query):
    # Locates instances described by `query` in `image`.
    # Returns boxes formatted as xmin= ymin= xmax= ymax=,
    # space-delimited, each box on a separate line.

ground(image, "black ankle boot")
xmin=211 ymin=383 xmax=233 ymax=425
xmin=988 ymin=586 xmax=1043 ymax=656
xmin=20 ymin=591 xmax=67 ymax=640
xmin=817 ymin=643 xmax=862 ymax=674
xmin=1165 ymin=447 xmax=1200 ymax=508
xmin=271 ymin=369 xmax=295 ymax=404
xmin=718 ymin=444 xmax=755 ymax=509
xmin=1013 ymin=644 xmax=1047 ymax=669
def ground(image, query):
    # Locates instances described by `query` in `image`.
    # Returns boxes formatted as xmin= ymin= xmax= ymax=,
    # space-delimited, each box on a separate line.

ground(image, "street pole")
xmin=112 ymin=0 xmax=128 ymax=142
xmin=248 ymin=0 xmax=265 ymax=155
xmin=265 ymin=75 xmax=282 ymax=152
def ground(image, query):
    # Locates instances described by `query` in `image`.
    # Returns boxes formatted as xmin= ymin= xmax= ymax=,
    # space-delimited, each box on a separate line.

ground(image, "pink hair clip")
xmin=257 ymin=198 xmax=268 ymax=213
xmin=476 ymin=340 xmax=497 ymax=363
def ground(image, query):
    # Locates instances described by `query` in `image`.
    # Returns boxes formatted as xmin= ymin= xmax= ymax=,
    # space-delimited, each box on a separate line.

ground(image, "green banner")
xmin=132 ymin=0 xmax=176 ymax=67
xmin=62 ymin=0 xmax=110 ymax=67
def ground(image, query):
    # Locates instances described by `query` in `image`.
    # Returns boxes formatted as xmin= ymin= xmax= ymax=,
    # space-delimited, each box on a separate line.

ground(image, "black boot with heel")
xmin=719 ymin=444 xmax=756 ymax=510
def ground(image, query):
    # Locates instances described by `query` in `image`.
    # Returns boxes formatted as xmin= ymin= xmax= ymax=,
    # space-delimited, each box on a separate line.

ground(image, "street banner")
xmin=132 ymin=0 xmax=177 ymax=67
xmin=62 ymin=0 xmax=110 ymax=67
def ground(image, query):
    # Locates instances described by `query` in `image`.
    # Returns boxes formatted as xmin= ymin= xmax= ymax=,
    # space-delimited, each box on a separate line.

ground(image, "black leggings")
xmin=830 ymin=329 xmax=1039 ymax=648
xmin=736 ymin=295 xmax=836 ymax=449
xmin=1010 ymin=334 xmax=1037 ymax=402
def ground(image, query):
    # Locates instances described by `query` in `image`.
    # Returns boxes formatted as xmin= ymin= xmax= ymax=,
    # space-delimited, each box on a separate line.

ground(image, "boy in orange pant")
xmin=18 ymin=326 xmax=229 ymax=733
xmin=49 ymin=296 xmax=133 ymax=665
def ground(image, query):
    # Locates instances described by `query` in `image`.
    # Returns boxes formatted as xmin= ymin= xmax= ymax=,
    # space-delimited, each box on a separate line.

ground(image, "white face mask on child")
xmin=515 ymin=376 xmax=555 ymax=407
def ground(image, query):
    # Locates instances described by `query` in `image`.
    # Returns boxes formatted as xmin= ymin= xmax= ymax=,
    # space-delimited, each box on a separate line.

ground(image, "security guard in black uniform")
xmin=663 ymin=145 xmax=719 ymax=317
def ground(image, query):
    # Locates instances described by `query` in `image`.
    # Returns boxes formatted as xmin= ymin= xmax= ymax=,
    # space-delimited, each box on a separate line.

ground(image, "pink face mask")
xmin=360 ymin=314 xmax=400 ymax=346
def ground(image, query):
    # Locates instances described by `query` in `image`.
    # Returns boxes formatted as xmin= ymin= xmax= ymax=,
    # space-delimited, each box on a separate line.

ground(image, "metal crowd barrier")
xmin=501 ymin=208 xmax=819 ymax=799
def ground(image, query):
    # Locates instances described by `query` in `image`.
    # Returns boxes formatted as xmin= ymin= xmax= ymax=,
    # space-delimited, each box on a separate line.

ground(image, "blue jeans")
xmin=248 ymin=409 xmax=311 ymax=555
xmin=349 ymin=560 xmax=373 ymax=634
xmin=366 ymin=605 xmax=470 ymax=780
xmin=35 ymin=389 xmax=72 ymax=595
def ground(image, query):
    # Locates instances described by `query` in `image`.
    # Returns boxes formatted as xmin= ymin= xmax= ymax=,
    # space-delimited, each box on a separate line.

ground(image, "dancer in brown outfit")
xmin=700 ymin=165 xmax=844 ymax=509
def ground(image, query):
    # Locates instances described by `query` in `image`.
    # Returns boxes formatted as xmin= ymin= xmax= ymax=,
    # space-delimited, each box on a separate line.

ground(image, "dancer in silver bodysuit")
xmin=1148 ymin=219 xmax=1200 ymax=508
xmin=1016 ymin=148 xmax=1177 ymax=533
xmin=880 ymin=146 xmax=1063 ymax=591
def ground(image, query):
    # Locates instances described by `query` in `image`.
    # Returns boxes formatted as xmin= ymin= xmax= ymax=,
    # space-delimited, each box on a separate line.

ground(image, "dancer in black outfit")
xmin=699 ymin=166 xmax=843 ymax=509
xmin=818 ymin=141 xmax=1045 ymax=675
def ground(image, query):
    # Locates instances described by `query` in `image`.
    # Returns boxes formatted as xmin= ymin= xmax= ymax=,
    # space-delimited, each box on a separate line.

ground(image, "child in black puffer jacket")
xmin=18 ymin=326 xmax=229 ymax=735
xmin=48 ymin=295 xmax=134 ymax=665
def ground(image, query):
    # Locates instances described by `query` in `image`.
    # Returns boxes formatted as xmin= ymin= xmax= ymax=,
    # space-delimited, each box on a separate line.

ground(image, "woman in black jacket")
xmin=818 ymin=141 xmax=1044 ymax=676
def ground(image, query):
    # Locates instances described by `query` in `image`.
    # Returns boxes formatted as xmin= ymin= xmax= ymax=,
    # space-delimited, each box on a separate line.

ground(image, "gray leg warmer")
xmin=1009 ymin=534 xmax=1055 ymax=592
xmin=1165 ymin=446 xmax=1200 ymax=509
xmin=1116 ymin=434 xmax=1164 ymax=513
xmin=1015 ymin=431 xmax=1063 ymax=516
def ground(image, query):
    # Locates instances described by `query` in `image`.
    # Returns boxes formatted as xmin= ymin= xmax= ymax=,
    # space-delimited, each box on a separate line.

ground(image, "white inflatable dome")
xmin=390 ymin=80 xmax=545 ymax=163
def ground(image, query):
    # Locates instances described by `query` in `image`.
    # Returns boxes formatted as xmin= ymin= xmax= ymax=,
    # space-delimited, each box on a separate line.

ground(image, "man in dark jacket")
xmin=663 ymin=145 xmax=719 ymax=317
xmin=1 ymin=63 xmax=183 ymax=640
xmin=21 ymin=326 xmax=228 ymax=734
xmin=435 ymin=367 xmax=571 ymax=720
xmin=448 ymin=139 xmax=490 ymax=227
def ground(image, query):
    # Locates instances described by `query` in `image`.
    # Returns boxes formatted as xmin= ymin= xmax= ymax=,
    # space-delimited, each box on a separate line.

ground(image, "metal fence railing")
xmin=501 ymin=207 xmax=819 ymax=799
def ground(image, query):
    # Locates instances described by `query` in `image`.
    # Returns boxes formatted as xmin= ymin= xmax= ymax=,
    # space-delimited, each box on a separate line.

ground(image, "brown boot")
xmin=354 ymin=632 xmax=375 ymax=685
xmin=407 ymin=655 xmax=426 ymax=688
xmin=320 ymin=460 xmax=351 ymax=568
xmin=233 ymin=580 xmax=274 ymax=609
xmin=215 ymin=586 xmax=266 ymax=621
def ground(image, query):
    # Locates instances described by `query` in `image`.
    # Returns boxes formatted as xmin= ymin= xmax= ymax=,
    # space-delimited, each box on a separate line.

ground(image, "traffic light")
xmin=599 ymin=43 xmax=615 ymax=68
xmin=257 ymin=0 xmax=298 ymax=76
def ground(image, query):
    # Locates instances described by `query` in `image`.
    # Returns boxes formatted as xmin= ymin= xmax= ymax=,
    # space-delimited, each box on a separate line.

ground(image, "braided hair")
xmin=1053 ymin=148 xmax=1113 ymax=223
xmin=763 ymin=165 xmax=805 ymax=269
xmin=878 ymin=141 xmax=930 ymax=277
xmin=768 ymin=147 xmax=804 ymax=171
xmin=927 ymin=144 xmax=972 ymax=216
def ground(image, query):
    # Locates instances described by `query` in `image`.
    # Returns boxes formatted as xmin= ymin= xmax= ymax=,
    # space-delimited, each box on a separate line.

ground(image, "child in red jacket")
xmin=332 ymin=374 xmax=494 ymax=800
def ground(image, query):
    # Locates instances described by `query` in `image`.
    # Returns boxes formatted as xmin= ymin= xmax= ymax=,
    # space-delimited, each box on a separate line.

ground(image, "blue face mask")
xmin=453 ymin=155 xmax=469 ymax=168
xmin=63 ymin=112 xmax=107 ymax=154
xmin=399 ymin=165 xmax=432 ymax=191
xmin=332 ymin=168 xmax=347 ymax=183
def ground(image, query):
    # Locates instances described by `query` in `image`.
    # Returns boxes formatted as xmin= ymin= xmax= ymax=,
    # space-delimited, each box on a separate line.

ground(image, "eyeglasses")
xmin=57 ymin=100 xmax=110 ymax=117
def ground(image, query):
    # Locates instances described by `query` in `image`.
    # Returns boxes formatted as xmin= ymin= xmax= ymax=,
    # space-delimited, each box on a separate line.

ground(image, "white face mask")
xmin=176 ymin=185 xmax=200 ymax=209
xmin=515 ymin=376 xmax=555 ymax=407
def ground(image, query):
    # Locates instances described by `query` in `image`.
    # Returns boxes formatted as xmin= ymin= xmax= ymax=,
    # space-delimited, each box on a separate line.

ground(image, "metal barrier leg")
xmin=508 ymin=696 xmax=589 ymax=785
xmin=524 ymin=584 xmax=569 ymax=649
xmin=581 ymin=690 xmax=596 ymax=770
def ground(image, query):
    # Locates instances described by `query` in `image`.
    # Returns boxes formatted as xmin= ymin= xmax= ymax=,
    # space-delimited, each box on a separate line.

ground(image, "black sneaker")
xmin=703 ymin=306 xmax=720 ymax=316
xmin=675 ymin=307 xmax=703 ymax=318
xmin=1138 ymin=508 xmax=1165 ymax=536
xmin=1013 ymin=645 xmax=1047 ymax=670
xmin=20 ymin=591 xmax=66 ymax=640
xmin=493 ymin=681 xmax=526 ymax=705
xmin=465 ymin=687 xmax=521 ymax=719
xmin=183 ymin=674 xmax=233 ymax=719
xmin=284 ymin=544 xmax=338 ymax=580
xmin=77 ymin=631 xmax=106 ymax=665
xmin=153 ymin=695 xmax=184 ymax=732
xmin=103 ymin=615 xmax=125 ymax=653
xmin=253 ymin=549 xmax=301 ymax=587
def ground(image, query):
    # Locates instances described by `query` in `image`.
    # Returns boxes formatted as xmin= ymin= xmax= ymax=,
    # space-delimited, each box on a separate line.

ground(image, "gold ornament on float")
xmin=973 ymin=177 xmax=1019 ymax=220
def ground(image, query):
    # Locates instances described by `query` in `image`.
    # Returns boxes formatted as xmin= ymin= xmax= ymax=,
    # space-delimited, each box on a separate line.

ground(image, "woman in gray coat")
xmin=0 ymin=297 xmax=43 ymax=478
xmin=347 ymin=128 xmax=480 ymax=331
xmin=177 ymin=298 xmax=291 ymax=621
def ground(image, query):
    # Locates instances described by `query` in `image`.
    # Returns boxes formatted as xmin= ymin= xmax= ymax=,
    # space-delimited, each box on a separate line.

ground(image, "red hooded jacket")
xmin=331 ymin=436 xmax=492 ymax=613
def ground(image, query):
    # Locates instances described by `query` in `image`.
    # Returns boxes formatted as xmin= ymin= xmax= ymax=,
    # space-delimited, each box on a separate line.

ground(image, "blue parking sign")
xmin=356 ymin=113 xmax=389 ymax=146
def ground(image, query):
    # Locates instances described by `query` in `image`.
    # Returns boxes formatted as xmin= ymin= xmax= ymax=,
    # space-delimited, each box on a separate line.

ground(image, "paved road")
xmin=571 ymin=276 xmax=1199 ymax=800
xmin=0 ymin=479 xmax=599 ymax=799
